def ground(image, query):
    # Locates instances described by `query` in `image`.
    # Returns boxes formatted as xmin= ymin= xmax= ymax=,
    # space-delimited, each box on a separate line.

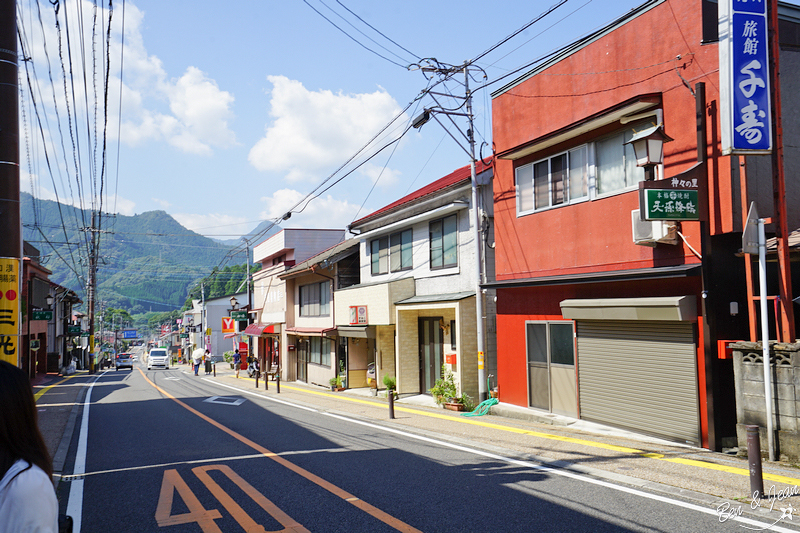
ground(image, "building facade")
xmin=338 ymin=162 xmax=495 ymax=400
xmin=488 ymin=0 xmax=800 ymax=449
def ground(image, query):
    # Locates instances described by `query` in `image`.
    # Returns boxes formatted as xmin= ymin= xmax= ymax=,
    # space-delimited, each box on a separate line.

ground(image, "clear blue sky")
xmin=21 ymin=0 xmax=736 ymax=239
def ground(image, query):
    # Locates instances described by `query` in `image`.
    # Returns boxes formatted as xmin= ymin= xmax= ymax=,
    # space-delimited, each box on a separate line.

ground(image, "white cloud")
xmin=172 ymin=212 xmax=253 ymax=238
xmin=151 ymin=198 xmax=172 ymax=210
xmin=259 ymin=189 xmax=361 ymax=230
xmin=248 ymin=76 xmax=404 ymax=182
xmin=360 ymin=162 xmax=402 ymax=188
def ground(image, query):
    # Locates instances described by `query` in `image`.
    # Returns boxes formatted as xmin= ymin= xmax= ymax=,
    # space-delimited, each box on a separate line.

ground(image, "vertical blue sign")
xmin=729 ymin=0 xmax=772 ymax=152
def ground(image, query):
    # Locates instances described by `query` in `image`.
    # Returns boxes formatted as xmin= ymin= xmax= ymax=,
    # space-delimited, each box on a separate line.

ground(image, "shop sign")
xmin=32 ymin=310 xmax=53 ymax=321
xmin=719 ymin=0 xmax=772 ymax=154
xmin=349 ymin=305 xmax=368 ymax=325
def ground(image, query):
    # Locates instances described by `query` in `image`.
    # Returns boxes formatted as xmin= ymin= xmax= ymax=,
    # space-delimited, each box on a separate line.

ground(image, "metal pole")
xmin=465 ymin=67 xmax=487 ymax=403
xmin=747 ymin=425 xmax=764 ymax=498
xmin=388 ymin=388 xmax=395 ymax=419
xmin=758 ymin=217 xmax=775 ymax=461
xmin=767 ymin=0 xmax=795 ymax=341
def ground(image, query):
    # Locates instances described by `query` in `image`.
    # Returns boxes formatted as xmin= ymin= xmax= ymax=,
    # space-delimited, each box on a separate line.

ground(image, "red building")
xmin=487 ymin=0 xmax=800 ymax=449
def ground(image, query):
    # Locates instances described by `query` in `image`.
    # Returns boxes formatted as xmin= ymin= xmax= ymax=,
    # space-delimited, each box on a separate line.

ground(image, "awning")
xmin=394 ymin=291 xmax=475 ymax=305
xmin=560 ymin=296 xmax=697 ymax=322
xmin=285 ymin=327 xmax=337 ymax=337
xmin=336 ymin=326 xmax=376 ymax=339
xmin=243 ymin=323 xmax=281 ymax=336
xmin=223 ymin=333 xmax=237 ymax=339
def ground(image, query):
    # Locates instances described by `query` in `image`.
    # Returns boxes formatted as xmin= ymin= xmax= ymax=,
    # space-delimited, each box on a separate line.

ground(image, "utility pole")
xmin=0 ymin=0 xmax=21 ymax=366
xmin=465 ymin=66 xmax=488 ymax=403
xmin=87 ymin=213 xmax=98 ymax=372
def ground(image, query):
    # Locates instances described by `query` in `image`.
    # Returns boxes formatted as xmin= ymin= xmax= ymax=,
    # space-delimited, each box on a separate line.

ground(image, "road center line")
xmin=140 ymin=368 xmax=423 ymax=533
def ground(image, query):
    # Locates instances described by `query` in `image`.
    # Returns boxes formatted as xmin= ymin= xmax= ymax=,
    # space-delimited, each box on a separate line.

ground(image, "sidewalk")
xmin=33 ymin=370 xmax=91 ymax=490
xmin=211 ymin=368 xmax=800 ymax=524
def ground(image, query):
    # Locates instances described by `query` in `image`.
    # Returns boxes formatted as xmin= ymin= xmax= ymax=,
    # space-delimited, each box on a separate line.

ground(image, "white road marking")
xmin=66 ymin=371 xmax=107 ymax=533
xmin=204 ymin=396 xmax=246 ymax=406
xmin=203 ymin=378 xmax=796 ymax=532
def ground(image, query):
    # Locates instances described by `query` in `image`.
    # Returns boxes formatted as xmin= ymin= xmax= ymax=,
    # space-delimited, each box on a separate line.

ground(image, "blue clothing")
xmin=233 ymin=352 xmax=241 ymax=364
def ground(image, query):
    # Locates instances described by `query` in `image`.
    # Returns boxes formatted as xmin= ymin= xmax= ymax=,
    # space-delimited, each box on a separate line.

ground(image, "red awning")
xmin=244 ymin=323 xmax=266 ymax=336
xmin=223 ymin=333 xmax=237 ymax=339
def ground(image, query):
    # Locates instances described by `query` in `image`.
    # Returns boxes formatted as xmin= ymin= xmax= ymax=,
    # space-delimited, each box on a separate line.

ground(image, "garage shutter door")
xmin=576 ymin=320 xmax=700 ymax=445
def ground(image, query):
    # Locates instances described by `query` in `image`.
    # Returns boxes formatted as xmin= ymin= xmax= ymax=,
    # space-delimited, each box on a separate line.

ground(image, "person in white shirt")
xmin=0 ymin=361 xmax=59 ymax=532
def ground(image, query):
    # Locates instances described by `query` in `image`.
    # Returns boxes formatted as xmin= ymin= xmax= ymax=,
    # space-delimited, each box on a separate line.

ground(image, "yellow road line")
xmin=230 ymin=377 xmax=800 ymax=487
xmin=33 ymin=372 xmax=84 ymax=402
xmin=141 ymin=368 xmax=422 ymax=533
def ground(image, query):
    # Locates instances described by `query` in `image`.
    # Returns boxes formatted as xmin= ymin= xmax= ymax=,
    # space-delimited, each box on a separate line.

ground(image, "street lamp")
xmin=230 ymin=296 xmax=239 ymax=310
xmin=46 ymin=294 xmax=54 ymax=309
xmin=625 ymin=124 xmax=673 ymax=180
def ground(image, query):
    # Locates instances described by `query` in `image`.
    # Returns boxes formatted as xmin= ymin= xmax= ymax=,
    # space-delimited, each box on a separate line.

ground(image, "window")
xmin=371 ymin=228 xmax=412 ymax=275
xmin=309 ymin=337 xmax=332 ymax=366
xmin=430 ymin=214 xmax=458 ymax=269
xmin=390 ymin=229 xmax=413 ymax=272
xmin=525 ymin=322 xmax=574 ymax=366
xmin=515 ymin=123 xmax=653 ymax=216
xmin=450 ymin=320 xmax=457 ymax=349
xmin=371 ymin=237 xmax=389 ymax=275
xmin=516 ymin=146 xmax=588 ymax=214
xmin=299 ymin=281 xmax=330 ymax=316
xmin=596 ymin=129 xmax=642 ymax=195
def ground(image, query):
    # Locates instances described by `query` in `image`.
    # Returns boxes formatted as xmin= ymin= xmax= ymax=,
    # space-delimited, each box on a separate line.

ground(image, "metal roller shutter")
xmin=576 ymin=320 xmax=700 ymax=445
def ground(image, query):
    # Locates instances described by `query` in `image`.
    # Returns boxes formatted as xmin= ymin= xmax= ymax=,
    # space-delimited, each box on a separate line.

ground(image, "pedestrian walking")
xmin=233 ymin=349 xmax=241 ymax=378
xmin=192 ymin=348 xmax=203 ymax=376
xmin=0 ymin=361 xmax=59 ymax=532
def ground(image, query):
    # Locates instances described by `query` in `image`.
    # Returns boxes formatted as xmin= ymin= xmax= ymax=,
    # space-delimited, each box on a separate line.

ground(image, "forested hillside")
xmin=21 ymin=192 xmax=248 ymax=313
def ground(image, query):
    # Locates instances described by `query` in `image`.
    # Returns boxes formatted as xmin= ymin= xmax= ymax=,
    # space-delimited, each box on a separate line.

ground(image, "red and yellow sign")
xmin=0 ymin=258 xmax=21 ymax=365
xmin=222 ymin=317 xmax=234 ymax=334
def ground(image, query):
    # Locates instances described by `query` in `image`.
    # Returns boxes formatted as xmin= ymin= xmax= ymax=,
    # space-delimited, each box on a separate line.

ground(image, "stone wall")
xmin=731 ymin=341 xmax=800 ymax=460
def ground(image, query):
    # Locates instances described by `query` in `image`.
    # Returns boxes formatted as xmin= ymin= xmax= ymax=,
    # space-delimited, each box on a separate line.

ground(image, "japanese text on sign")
xmin=0 ymin=258 xmax=21 ymax=364
xmin=720 ymin=0 xmax=772 ymax=153
xmin=642 ymin=189 xmax=700 ymax=221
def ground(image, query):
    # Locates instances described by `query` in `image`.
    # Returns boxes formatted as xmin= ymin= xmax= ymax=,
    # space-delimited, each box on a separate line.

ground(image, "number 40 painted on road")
xmin=155 ymin=464 xmax=308 ymax=533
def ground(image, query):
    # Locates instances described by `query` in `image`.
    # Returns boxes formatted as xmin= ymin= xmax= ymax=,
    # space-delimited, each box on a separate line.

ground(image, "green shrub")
xmin=382 ymin=374 xmax=396 ymax=390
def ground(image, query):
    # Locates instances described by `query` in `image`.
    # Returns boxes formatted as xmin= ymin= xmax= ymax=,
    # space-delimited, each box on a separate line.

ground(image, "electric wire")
xmin=317 ymin=0 xmax=416 ymax=66
xmin=301 ymin=0 xmax=409 ymax=68
xmin=334 ymin=0 xmax=420 ymax=61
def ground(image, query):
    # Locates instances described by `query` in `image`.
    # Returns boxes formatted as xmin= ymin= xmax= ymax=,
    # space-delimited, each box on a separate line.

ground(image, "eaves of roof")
xmin=280 ymin=237 xmax=360 ymax=279
xmin=349 ymin=160 xmax=492 ymax=230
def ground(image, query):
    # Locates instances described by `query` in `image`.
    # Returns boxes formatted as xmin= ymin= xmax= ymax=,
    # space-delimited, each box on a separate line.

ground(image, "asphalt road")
xmin=57 ymin=358 xmax=800 ymax=533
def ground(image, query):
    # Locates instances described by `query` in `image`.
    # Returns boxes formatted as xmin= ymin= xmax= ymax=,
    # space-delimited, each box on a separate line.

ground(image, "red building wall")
xmin=492 ymin=0 xmax=735 ymax=283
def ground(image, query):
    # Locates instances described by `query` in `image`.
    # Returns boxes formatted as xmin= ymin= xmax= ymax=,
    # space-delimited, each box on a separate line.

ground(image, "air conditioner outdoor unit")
xmin=631 ymin=209 xmax=678 ymax=247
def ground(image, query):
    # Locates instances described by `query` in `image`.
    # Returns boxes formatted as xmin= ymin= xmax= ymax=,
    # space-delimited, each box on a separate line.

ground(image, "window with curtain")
xmin=389 ymin=229 xmax=413 ymax=271
xmin=516 ymin=145 xmax=589 ymax=215
xmin=309 ymin=337 xmax=332 ymax=366
xmin=299 ymin=281 xmax=330 ymax=317
xmin=372 ymin=228 xmax=412 ymax=274
xmin=430 ymin=214 xmax=458 ymax=269
xmin=514 ymin=122 xmax=654 ymax=216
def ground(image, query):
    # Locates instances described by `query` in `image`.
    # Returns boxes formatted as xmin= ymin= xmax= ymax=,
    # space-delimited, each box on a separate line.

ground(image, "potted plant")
xmin=223 ymin=351 xmax=234 ymax=369
xmin=382 ymin=374 xmax=397 ymax=399
xmin=329 ymin=375 xmax=344 ymax=391
xmin=429 ymin=364 xmax=457 ymax=406
xmin=430 ymin=365 xmax=473 ymax=411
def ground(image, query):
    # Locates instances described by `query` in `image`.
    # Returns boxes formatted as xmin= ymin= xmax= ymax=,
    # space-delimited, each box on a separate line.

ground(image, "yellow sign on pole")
xmin=0 ymin=257 xmax=21 ymax=365
xmin=478 ymin=350 xmax=485 ymax=370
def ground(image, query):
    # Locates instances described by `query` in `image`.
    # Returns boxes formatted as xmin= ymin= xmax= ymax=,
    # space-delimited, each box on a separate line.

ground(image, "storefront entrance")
xmin=419 ymin=317 xmax=444 ymax=394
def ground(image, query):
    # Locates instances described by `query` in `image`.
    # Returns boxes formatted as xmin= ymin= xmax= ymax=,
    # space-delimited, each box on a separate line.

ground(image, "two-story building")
xmin=249 ymin=229 xmax=346 ymax=381
xmin=337 ymin=161 xmax=495 ymax=401
xmin=487 ymin=0 xmax=800 ymax=449
xmin=279 ymin=238 xmax=360 ymax=388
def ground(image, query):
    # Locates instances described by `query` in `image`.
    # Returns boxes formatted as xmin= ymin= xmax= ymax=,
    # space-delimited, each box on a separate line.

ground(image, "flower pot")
xmin=444 ymin=402 xmax=465 ymax=412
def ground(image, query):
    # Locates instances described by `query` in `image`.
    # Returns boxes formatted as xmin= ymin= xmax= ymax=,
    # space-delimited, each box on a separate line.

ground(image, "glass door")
xmin=297 ymin=339 xmax=308 ymax=382
xmin=419 ymin=317 xmax=443 ymax=394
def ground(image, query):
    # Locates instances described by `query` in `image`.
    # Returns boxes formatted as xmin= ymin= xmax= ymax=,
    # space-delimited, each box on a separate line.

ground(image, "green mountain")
xmin=21 ymin=192 xmax=237 ymax=314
